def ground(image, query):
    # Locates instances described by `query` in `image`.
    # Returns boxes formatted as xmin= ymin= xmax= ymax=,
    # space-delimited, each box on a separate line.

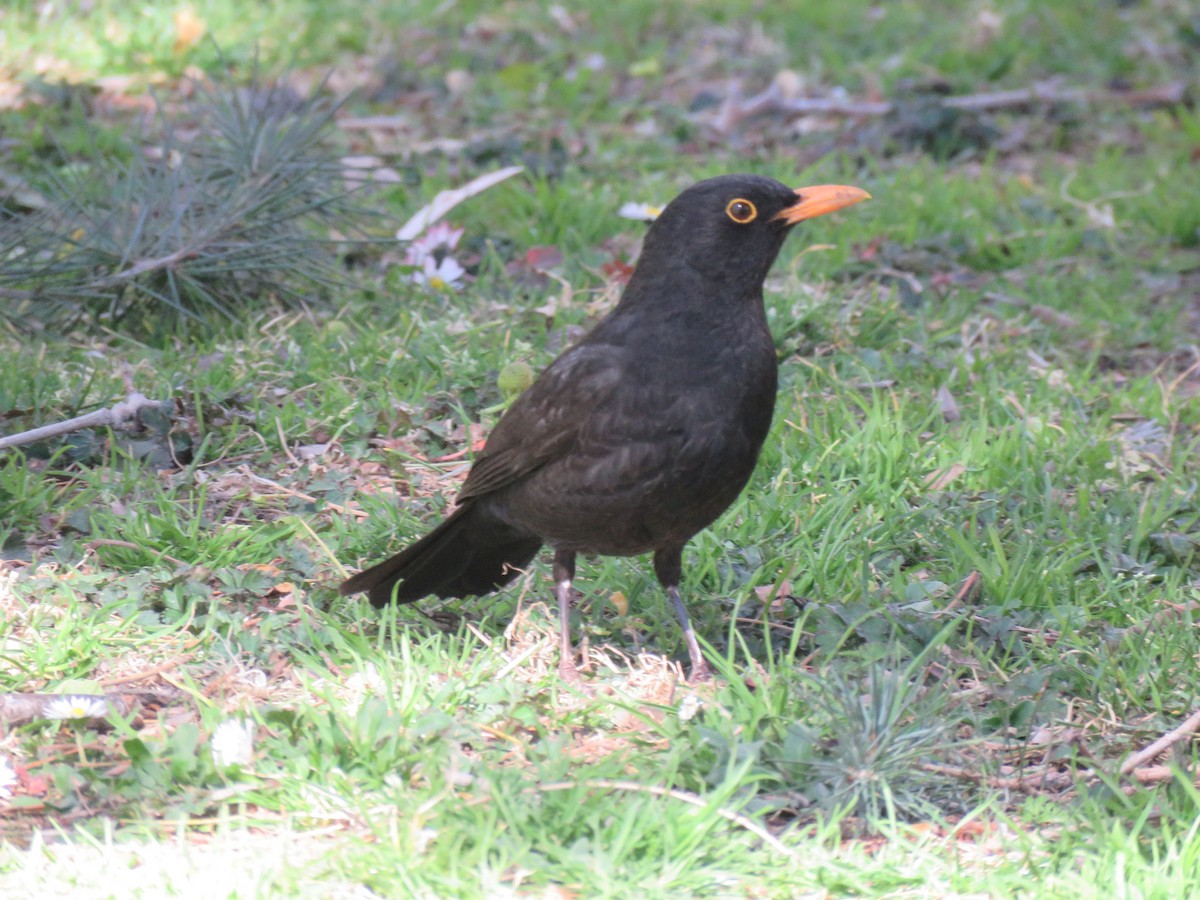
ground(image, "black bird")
xmin=341 ymin=174 xmax=869 ymax=681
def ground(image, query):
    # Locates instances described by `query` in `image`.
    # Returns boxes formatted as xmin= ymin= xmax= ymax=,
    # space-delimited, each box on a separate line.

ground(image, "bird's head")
xmin=634 ymin=174 xmax=870 ymax=292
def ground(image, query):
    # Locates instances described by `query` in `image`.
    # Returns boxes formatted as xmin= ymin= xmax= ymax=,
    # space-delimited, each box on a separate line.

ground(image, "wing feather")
xmin=458 ymin=345 xmax=626 ymax=499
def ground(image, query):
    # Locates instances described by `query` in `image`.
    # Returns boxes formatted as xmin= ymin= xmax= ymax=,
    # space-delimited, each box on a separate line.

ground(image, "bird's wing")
xmin=458 ymin=344 xmax=625 ymax=499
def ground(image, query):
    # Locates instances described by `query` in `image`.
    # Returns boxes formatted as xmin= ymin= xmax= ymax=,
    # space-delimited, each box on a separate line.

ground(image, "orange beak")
xmin=773 ymin=185 xmax=871 ymax=224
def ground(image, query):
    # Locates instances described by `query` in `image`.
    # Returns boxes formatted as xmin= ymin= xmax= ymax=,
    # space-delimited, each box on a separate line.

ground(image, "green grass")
xmin=3 ymin=0 xmax=1200 ymax=896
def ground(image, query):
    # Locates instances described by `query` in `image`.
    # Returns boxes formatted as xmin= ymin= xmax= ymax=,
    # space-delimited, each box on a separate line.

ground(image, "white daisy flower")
xmin=411 ymin=254 xmax=466 ymax=290
xmin=618 ymin=201 xmax=662 ymax=222
xmin=407 ymin=222 xmax=464 ymax=257
xmin=343 ymin=663 xmax=386 ymax=714
xmin=44 ymin=695 xmax=109 ymax=720
xmin=0 ymin=756 xmax=17 ymax=800
xmin=211 ymin=718 xmax=255 ymax=768
xmin=399 ymin=221 xmax=467 ymax=290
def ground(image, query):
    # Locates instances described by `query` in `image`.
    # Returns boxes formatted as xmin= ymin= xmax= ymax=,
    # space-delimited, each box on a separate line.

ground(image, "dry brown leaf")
xmin=936 ymin=384 xmax=961 ymax=422
xmin=925 ymin=462 xmax=966 ymax=491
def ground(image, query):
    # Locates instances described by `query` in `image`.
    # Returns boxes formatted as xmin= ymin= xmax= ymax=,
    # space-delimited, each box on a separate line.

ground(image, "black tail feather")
xmin=339 ymin=502 xmax=542 ymax=607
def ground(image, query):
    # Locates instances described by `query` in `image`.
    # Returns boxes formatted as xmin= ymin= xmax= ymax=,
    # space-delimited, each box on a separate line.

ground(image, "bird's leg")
xmin=553 ymin=548 xmax=583 ymax=683
xmin=667 ymin=586 xmax=711 ymax=683
xmin=654 ymin=548 xmax=712 ymax=682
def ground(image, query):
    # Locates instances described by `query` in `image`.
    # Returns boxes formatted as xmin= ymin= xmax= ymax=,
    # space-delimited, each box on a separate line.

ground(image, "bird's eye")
xmin=725 ymin=198 xmax=757 ymax=224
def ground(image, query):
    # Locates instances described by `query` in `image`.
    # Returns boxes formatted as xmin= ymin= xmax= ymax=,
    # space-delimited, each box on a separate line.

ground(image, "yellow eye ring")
xmin=725 ymin=198 xmax=757 ymax=224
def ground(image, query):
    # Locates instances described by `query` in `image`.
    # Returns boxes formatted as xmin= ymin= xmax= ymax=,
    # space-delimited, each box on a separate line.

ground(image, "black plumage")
xmin=341 ymin=174 xmax=869 ymax=681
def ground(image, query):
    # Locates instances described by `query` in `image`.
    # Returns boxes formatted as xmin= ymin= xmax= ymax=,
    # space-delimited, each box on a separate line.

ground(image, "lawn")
xmin=1 ymin=1 xmax=1199 ymax=896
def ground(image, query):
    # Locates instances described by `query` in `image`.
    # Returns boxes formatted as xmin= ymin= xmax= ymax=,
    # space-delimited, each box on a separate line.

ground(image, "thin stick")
xmin=1120 ymin=708 xmax=1200 ymax=774
xmin=241 ymin=469 xmax=369 ymax=519
xmin=467 ymin=778 xmax=795 ymax=857
xmin=292 ymin=514 xmax=349 ymax=579
xmin=275 ymin=417 xmax=301 ymax=467
xmin=0 ymin=392 xmax=166 ymax=450
xmin=99 ymin=654 xmax=195 ymax=687
xmin=86 ymin=539 xmax=188 ymax=569
xmin=919 ymin=761 xmax=1061 ymax=794
xmin=711 ymin=79 xmax=1189 ymax=133
xmin=1127 ymin=764 xmax=1180 ymax=785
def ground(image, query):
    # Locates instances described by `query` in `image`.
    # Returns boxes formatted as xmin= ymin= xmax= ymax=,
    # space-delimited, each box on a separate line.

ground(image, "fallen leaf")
xmin=753 ymin=580 xmax=793 ymax=614
xmin=397 ymin=166 xmax=525 ymax=241
xmin=524 ymin=245 xmax=564 ymax=271
xmin=601 ymin=257 xmax=635 ymax=284
xmin=935 ymin=385 xmax=961 ymax=422
xmin=19 ymin=765 xmax=48 ymax=797
xmin=925 ymin=462 xmax=966 ymax=491
xmin=296 ymin=442 xmax=331 ymax=459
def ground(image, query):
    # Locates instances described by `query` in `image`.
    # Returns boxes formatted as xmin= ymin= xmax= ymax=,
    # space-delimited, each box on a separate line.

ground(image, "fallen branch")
xmin=1127 ymin=764 xmax=1178 ymax=785
xmin=0 ymin=392 xmax=166 ymax=451
xmin=0 ymin=73 xmax=368 ymax=330
xmin=711 ymin=78 xmax=1190 ymax=134
xmin=0 ymin=693 xmax=134 ymax=727
xmin=921 ymin=708 xmax=1200 ymax=797
xmin=919 ymin=761 xmax=1071 ymax=794
xmin=1120 ymin=707 xmax=1200 ymax=774
xmin=0 ymin=687 xmax=182 ymax=727
xmin=99 ymin=654 xmax=197 ymax=687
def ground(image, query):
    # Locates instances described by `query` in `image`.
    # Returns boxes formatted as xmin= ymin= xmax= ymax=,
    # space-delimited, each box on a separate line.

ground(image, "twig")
xmin=337 ymin=115 xmax=414 ymax=130
xmin=943 ymin=81 xmax=1188 ymax=112
xmin=291 ymin=513 xmax=351 ymax=580
xmin=711 ymin=79 xmax=1189 ymax=134
xmin=1127 ymin=764 xmax=1179 ymax=785
xmin=1121 ymin=599 xmax=1200 ymax=640
xmin=240 ymin=468 xmax=369 ymax=518
xmin=919 ymin=761 xmax=1068 ymax=794
xmin=941 ymin=570 xmax=983 ymax=613
xmin=85 ymin=539 xmax=189 ymax=568
xmin=99 ymin=654 xmax=196 ymax=687
xmin=468 ymin=778 xmax=796 ymax=857
xmin=710 ymin=79 xmax=887 ymax=132
xmin=0 ymin=392 xmax=166 ymax=451
xmin=734 ymin=617 xmax=797 ymax=634
xmin=1120 ymin=708 xmax=1200 ymax=774
xmin=275 ymin=418 xmax=300 ymax=468
xmin=922 ymin=735 xmax=1200 ymax=797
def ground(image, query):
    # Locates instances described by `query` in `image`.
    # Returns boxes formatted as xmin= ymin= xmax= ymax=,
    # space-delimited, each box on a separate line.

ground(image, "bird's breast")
xmin=497 ymin=330 xmax=779 ymax=556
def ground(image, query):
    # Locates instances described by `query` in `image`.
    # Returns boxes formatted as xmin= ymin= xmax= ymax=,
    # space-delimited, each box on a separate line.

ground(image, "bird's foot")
xmin=557 ymin=655 xmax=583 ymax=683
xmin=556 ymin=656 xmax=595 ymax=695
xmin=685 ymin=660 xmax=713 ymax=684
xmin=418 ymin=608 xmax=462 ymax=632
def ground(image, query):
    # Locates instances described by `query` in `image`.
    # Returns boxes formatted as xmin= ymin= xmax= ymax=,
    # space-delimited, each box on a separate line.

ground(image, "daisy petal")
xmin=211 ymin=718 xmax=255 ymax=768
xmin=0 ymin=756 xmax=16 ymax=800
xmin=618 ymin=201 xmax=662 ymax=222
xmin=44 ymin=695 xmax=109 ymax=720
